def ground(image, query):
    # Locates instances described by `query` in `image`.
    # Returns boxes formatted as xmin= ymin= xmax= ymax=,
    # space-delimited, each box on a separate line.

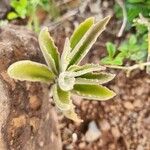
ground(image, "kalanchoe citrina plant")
xmin=7 ymin=16 xmax=116 ymax=122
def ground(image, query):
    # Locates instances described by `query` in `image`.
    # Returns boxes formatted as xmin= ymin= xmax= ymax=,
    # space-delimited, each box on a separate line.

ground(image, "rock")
xmin=133 ymin=100 xmax=143 ymax=108
xmin=0 ymin=78 xmax=10 ymax=150
xmin=136 ymin=145 xmax=144 ymax=150
xmin=29 ymin=117 xmax=40 ymax=133
xmin=111 ymin=126 xmax=121 ymax=139
xmin=29 ymin=95 xmax=42 ymax=110
xmin=11 ymin=115 xmax=26 ymax=128
xmin=0 ymin=25 xmax=62 ymax=150
xmin=99 ymin=119 xmax=111 ymax=131
xmin=0 ymin=0 xmax=10 ymax=19
xmin=79 ymin=142 xmax=86 ymax=149
xmin=85 ymin=121 xmax=101 ymax=142
xmin=72 ymin=133 xmax=78 ymax=143
xmin=123 ymin=101 xmax=134 ymax=110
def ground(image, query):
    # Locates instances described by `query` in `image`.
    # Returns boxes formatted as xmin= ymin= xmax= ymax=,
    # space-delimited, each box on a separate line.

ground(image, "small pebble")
xmin=85 ymin=121 xmax=101 ymax=142
xmin=72 ymin=133 xmax=78 ymax=143
xmin=79 ymin=142 xmax=86 ymax=149
xmin=99 ymin=119 xmax=110 ymax=131
xmin=133 ymin=100 xmax=143 ymax=108
xmin=136 ymin=145 xmax=144 ymax=150
xmin=123 ymin=101 xmax=134 ymax=110
xmin=111 ymin=126 xmax=121 ymax=139
xmin=29 ymin=95 xmax=41 ymax=110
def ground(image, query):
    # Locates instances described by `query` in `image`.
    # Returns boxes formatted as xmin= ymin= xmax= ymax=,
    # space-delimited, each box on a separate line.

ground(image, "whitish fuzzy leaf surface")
xmin=68 ymin=16 xmax=110 ymax=66
xmin=76 ymin=72 xmax=115 ymax=84
xmin=70 ymin=17 xmax=94 ymax=49
xmin=73 ymin=84 xmax=116 ymax=101
xmin=39 ymin=27 xmax=60 ymax=74
xmin=68 ymin=64 xmax=105 ymax=77
xmin=63 ymin=108 xmax=83 ymax=123
xmin=7 ymin=60 xmax=55 ymax=83
xmin=52 ymin=84 xmax=71 ymax=111
xmin=58 ymin=72 xmax=75 ymax=91
xmin=60 ymin=38 xmax=71 ymax=72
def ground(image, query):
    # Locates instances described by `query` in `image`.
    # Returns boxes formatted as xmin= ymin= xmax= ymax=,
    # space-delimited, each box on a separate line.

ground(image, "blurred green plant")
xmin=101 ymin=34 xmax=148 ymax=66
xmin=100 ymin=0 xmax=150 ymax=76
xmin=114 ymin=0 xmax=150 ymax=24
xmin=7 ymin=17 xmax=116 ymax=122
xmin=7 ymin=0 xmax=59 ymax=32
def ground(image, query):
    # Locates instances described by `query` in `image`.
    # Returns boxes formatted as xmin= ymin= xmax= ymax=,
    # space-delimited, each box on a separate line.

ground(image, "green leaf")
xmin=101 ymin=55 xmax=124 ymax=66
xmin=70 ymin=17 xmax=94 ymax=49
xmin=39 ymin=27 xmax=60 ymax=74
xmin=68 ymin=16 xmax=111 ymax=66
xmin=60 ymin=38 xmax=71 ymax=72
xmin=73 ymin=84 xmax=116 ymax=101
xmin=68 ymin=64 xmax=105 ymax=77
xmin=52 ymin=84 xmax=71 ymax=111
xmin=63 ymin=108 xmax=83 ymax=123
xmin=7 ymin=60 xmax=55 ymax=83
xmin=129 ymin=35 xmax=137 ymax=45
xmin=100 ymin=57 xmax=111 ymax=65
xmin=111 ymin=55 xmax=124 ymax=65
xmin=76 ymin=72 xmax=115 ymax=84
xmin=127 ymin=0 xmax=144 ymax=3
xmin=7 ymin=12 xmax=18 ymax=20
xmin=106 ymin=42 xmax=116 ymax=58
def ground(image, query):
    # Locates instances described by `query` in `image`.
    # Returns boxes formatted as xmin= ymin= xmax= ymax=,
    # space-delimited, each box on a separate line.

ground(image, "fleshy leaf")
xmin=60 ymin=38 xmax=71 ymax=72
xmin=7 ymin=60 xmax=55 ymax=83
xmin=68 ymin=16 xmax=111 ymax=67
xmin=58 ymin=72 xmax=75 ymax=91
xmin=52 ymin=84 xmax=71 ymax=111
xmin=68 ymin=64 xmax=105 ymax=77
xmin=70 ymin=17 xmax=94 ymax=49
xmin=73 ymin=84 xmax=116 ymax=101
xmin=39 ymin=27 xmax=60 ymax=74
xmin=63 ymin=107 xmax=83 ymax=123
xmin=76 ymin=72 xmax=115 ymax=84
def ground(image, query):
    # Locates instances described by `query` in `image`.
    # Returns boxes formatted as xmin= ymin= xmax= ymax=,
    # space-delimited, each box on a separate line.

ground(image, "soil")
xmin=60 ymin=70 xmax=150 ymax=150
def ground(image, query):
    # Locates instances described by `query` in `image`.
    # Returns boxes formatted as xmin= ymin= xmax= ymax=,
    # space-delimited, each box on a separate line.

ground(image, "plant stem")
xmin=116 ymin=0 xmax=127 ymax=37
xmin=105 ymin=62 xmax=150 ymax=77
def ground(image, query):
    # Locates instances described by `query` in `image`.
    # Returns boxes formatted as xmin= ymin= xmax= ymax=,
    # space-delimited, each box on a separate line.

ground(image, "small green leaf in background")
xmin=8 ymin=0 xmax=28 ymax=19
xmin=7 ymin=12 xmax=18 ymax=20
xmin=106 ymin=42 xmax=116 ymax=58
xmin=129 ymin=35 xmax=137 ymax=45
xmin=101 ymin=41 xmax=125 ymax=66
xmin=127 ymin=0 xmax=145 ymax=3
xmin=7 ymin=60 xmax=55 ymax=83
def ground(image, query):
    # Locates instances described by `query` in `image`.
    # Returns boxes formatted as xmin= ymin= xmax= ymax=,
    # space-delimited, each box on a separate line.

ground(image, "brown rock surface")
xmin=0 ymin=25 xmax=62 ymax=150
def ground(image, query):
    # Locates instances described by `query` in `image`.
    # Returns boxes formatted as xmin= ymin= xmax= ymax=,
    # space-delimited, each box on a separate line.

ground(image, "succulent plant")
xmin=7 ymin=16 xmax=116 ymax=122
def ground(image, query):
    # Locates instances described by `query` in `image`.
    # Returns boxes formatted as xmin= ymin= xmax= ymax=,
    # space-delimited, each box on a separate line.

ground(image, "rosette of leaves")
xmin=7 ymin=16 xmax=116 ymax=122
